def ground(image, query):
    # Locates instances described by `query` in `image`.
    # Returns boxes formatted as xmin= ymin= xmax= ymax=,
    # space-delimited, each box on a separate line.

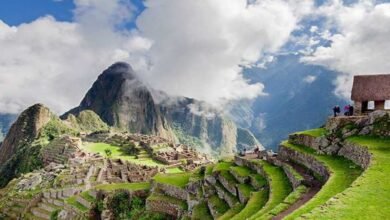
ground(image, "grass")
xmin=65 ymin=196 xmax=88 ymax=212
xmin=80 ymin=191 xmax=95 ymax=203
xmin=230 ymin=166 xmax=252 ymax=177
xmin=153 ymin=172 xmax=190 ymax=188
xmin=231 ymin=189 xmax=269 ymax=220
xmin=213 ymin=161 xmax=235 ymax=172
xmin=166 ymin=167 xmax=184 ymax=174
xmin=147 ymin=192 xmax=187 ymax=210
xmin=192 ymin=201 xmax=213 ymax=220
xmin=219 ymin=170 xmax=238 ymax=185
xmin=237 ymin=184 xmax=254 ymax=198
xmin=296 ymin=128 xmax=326 ymax=137
xmin=95 ymin=182 xmax=150 ymax=191
xmin=80 ymin=142 xmax=163 ymax=166
xmin=263 ymin=185 xmax=308 ymax=218
xmin=250 ymin=174 xmax=268 ymax=189
xmin=209 ymin=195 xmax=229 ymax=217
xmin=205 ymin=164 xmax=215 ymax=176
xmin=283 ymin=141 xmax=363 ymax=219
xmin=298 ymin=136 xmax=390 ymax=219
xmin=248 ymin=160 xmax=292 ymax=220
xmin=218 ymin=204 xmax=245 ymax=220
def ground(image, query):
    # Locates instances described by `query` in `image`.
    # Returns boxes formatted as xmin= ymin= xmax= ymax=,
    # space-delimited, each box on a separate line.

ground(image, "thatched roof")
xmin=351 ymin=74 xmax=390 ymax=101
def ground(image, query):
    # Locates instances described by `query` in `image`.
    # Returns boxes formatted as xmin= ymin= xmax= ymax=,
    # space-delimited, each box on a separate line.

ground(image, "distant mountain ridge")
xmin=63 ymin=62 xmax=262 ymax=156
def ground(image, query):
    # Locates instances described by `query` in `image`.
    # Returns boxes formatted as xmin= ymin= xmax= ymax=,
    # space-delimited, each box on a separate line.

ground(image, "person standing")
xmin=349 ymin=105 xmax=354 ymax=116
xmin=333 ymin=105 xmax=340 ymax=117
xmin=344 ymin=105 xmax=350 ymax=116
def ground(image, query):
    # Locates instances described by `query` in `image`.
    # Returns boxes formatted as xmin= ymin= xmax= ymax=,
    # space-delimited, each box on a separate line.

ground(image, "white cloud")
xmin=136 ymin=0 xmax=310 ymax=106
xmin=0 ymin=0 xmax=313 ymax=114
xmin=303 ymin=75 xmax=317 ymax=83
xmin=302 ymin=0 xmax=390 ymax=99
xmin=0 ymin=0 xmax=150 ymax=114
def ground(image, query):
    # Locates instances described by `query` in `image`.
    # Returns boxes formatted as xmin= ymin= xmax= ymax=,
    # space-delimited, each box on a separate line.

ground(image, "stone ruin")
xmin=41 ymin=136 xmax=81 ymax=166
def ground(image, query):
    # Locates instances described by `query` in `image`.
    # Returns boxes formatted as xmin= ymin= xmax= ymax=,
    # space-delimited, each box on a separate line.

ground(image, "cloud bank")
xmin=0 ymin=0 xmax=150 ymax=114
xmin=137 ymin=0 xmax=309 ymax=105
xmin=302 ymin=0 xmax=390 ymax=99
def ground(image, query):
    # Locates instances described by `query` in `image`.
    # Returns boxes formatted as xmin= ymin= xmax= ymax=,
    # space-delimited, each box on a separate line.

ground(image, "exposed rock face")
xmin=64 ymin=62 xmax=262 ymax=156
xmin=64 ymin=62 xmax=175 ymax=140
xmin=0 ymin=104 xmax=52 ymax=165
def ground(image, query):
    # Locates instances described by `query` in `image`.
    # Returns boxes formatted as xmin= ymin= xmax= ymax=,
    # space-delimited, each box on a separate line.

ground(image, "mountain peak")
xmin=101 ymin=62 xmax=138 ymax=81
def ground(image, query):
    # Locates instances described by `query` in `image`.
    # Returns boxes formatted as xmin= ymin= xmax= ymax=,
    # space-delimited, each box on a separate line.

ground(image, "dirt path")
xmin=273 ymin=162 xmax=323 ymax=220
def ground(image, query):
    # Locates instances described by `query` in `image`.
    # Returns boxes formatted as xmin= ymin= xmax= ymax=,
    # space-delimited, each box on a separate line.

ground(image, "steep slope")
xmin=231 ymin=54 xmax=347 ymax=150
xmin=0 ymin=104 xmax=53 ymax=166
xmin=65 ymin=62 xmax=262 ymax=156
xmin=64 ymin=62 xmax=175 ymax=140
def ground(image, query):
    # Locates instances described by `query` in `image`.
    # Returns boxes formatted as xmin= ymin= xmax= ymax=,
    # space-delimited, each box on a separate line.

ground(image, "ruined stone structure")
xmin=351 ymin=74 xmax=390 ymax=115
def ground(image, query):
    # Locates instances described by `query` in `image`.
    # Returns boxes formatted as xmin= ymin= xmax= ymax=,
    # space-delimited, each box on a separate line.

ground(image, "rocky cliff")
xmin=0 ymin=104 xmax=53 ymax=166
xmin=64 ymin=62 xmax=262 ymax=156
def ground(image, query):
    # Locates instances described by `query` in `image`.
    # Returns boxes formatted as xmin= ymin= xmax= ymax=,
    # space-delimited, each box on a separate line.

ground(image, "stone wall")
xmin=268 ymin=157 xmax=304 ymax=189
xmin=278 ymin=145 xmax=330 ymax=181
xmin=338 ymin=142 xmax=371 ymax=169
xmin=146 ymin=199 xmax=184 ymax=218
xmin=152 ymin=182 xmax=188 ymax=201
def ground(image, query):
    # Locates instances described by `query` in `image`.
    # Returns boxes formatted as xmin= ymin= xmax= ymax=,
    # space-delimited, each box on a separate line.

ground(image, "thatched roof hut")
xmin=351 ymin=74 xmax=390 ymax=101
xmin=351 ymin=74 xmax=390 ymax=114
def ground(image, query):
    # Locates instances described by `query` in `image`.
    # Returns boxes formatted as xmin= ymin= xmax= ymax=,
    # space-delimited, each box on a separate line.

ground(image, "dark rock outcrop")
xmin=0 ymin=104 xmax=52 ymax=166
xmin=64 ymin=62 xmax=263 ymax=156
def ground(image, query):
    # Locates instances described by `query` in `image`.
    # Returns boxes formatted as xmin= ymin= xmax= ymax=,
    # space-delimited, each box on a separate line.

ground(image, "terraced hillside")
xmin=0 ymin=111 xmax=389 ymax=219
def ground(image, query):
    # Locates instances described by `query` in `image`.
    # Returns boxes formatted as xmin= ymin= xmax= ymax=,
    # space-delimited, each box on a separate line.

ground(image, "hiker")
xmin=344 ymin=105 xmax=350 ymax=116
xmin=333 ymin=105 xmax=340 ymax=117
xmin=349 ymin=105 xmax=354 ymax=116
xmin=254 ymin=147 xmax=259 ymax=154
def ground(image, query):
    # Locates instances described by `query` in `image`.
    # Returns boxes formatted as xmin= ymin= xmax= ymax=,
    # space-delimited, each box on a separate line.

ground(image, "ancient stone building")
xmin=351 ymin=74 xmax=390 ymax=114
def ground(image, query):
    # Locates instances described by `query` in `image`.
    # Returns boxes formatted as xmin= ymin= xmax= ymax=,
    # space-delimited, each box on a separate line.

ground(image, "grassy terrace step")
xmin=192 ymin=201 xmax=213 ymax=220
xmin=147 ymin=192 xmax=187 ymax=210
xmin=218 ymin=204 xmax=245 ymax=220
xmin=208 ymin=195 xmax=230 ymax=218
xmin=299 ymin=136 xmax=390 ymax=219
xmin=262 ymin=185 xmax=308 ymax=219
xmin=230 ymin=166 xmax=252 ymax=178
xmin=294 ymin=128 xmax=327 ymax=137
xmin=250 ymin=174 xmax=268 ymax=190
xmin=248 ymin=160 xmax=292 ymax=220
xmin=65 ymin=196 xmax=88 ymax=212
xmin=153 ymin=173 xmax=190 ymax=188
xmin=282 ymin=141 xmax=362 ymax=219
xmin=231 ymin=189 xmax=269 ymax=220
xmin=213 ymin=161 xmax=235 ymax=173
xmin=95 ymin=182 xmax=151 ymax=191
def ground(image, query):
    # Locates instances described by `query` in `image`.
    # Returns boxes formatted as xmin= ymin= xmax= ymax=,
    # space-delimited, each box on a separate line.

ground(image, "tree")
xmin=104 ymin=149 xmax=112 ymax=157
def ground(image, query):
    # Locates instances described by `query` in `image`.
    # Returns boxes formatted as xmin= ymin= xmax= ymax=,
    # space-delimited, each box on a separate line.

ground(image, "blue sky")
xmin=0 ymin=0 xmax=389 ymax=114
xmin=0 ymin=0 xmax=145 ymax=27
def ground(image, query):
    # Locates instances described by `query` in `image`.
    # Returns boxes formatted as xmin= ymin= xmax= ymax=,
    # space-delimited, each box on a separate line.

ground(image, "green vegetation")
xmin=147 ymin=192 xmax=187 ymax=210
xmin=205 ymin=164 xmax=214 ymax=176
xmin=213 ymin=161 xmax=235 ymax=172
xmin=153 ymin=173 xmax=190 ymax=188
xmin=250 ymin=174 xmax=267 ymax=189
xmin=65 ymin=196 xmax=88 ymax=212
xmin=172 ymin=123 xmax=203 ymax=148
xmin=299 ymin=136 xmax=390 ymax=219
xmin=237 ymin=184 xmax=254 ymax=198
xmin=80 ymin=142 xmax=163 ymax=166
xmin=295 ymin=128 xmax=326 ymax=137
xmin=230 ymin=166 xmax=252 ymax=177
xmin=192 ymin=202 xmax=213 ymax=220
xmin=209 ymin=195 xmax=229 ymax=217
xmin=166 ymin=167 xmax=184 ymax=174
xmin=231 ymin=190 xmax=269 ymax=220
xmin=65 ymin=110 xmax=109 ymax=133
xmin=283 ymin=141 xmax=362 ymax=219
xmin=40 ymin=117 xmax=78 ymax=141
xmin=262 ymin=185 xmax=308 ymax=218
xmin=219 ymin=170 xmax=238 ymax=185
xmin=218 ymin=204 xmax=245 ymax=220
xmin=248 ymin=160 xmax=292 ymax=220
xmin=95 ymin=182 xmax=151 ymax=192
